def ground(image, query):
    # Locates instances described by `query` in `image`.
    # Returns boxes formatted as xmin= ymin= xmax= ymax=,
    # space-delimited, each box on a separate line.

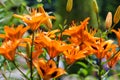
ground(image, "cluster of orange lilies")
xmin=0 ymin=6 xmax=120 ymax=80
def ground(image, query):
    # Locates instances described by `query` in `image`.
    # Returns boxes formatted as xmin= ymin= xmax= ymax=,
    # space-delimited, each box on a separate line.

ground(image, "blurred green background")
xmin=0 ymin=0 xmax=120 ymax=29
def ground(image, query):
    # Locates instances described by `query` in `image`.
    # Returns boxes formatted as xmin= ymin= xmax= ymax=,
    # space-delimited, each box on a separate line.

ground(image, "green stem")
xmin=57 ymin=55 xmax=60 ymax=67
xmin=85 ymin=57 xmax=99 ymax=69
xmin=106 ymin=23 xmax=116 ymax=35
xmin=96 ymin=13 xmax=100 ymax=29
xmin=0 ymin=59 xmax=6 ymax=69
xmin=12 ymin=61 xmax=29 ymax=80
xmin=1 ymin=71 xmax=7 ymax=80
xmin=96 ymin=13 xmax=102 ymax=38
xmin=6 ymin=60 xmax=12 ymax=78
xmin=66 ymin=63 xmax=74 ymax=70
xmin=37 ymin=73 xmax=41 ymax=80
xmin=111 ymin=23 xmax=116 ymax=30
xmin=30 ymin=31 xmax=35 ymax=80
xmin=0 ymin=59 xmax=8 ymax=80
xmin=98 ymin=59 xmax=102 ymax=80
xmin=101 ymin=69 xmax=110 ymax=79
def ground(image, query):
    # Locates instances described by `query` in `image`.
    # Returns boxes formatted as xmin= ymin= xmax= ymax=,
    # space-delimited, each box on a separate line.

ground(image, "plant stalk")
xmin=12 ymin=61 xmax=29 ymax=80
xmin=98 ymin=59 xmax=102 ymax=80
xmin=30 ymin=31 xmax=35 ymax=80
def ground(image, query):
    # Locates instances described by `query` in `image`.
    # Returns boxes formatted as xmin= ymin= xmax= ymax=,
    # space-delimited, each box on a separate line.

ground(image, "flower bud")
xmin=113 ymin=5 xmax=120 ymax=24
xmin=105 ymin=12 xmax=112 ymax=29
xmin=93 ymin=0 xmax=99 ymax=14
xmin=26 ymin=42 xmax=31 ymax=58
xmin=66 ymin=0 xmax=73 ymax=12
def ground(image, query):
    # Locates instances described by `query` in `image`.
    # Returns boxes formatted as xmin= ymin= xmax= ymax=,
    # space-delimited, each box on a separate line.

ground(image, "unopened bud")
xmin=105 ymin=12 xmax=112 ymax=29
xmin=26 ymin=42 xmax=31 ymax=58
xmin=93 ymin=0 xmax=99 ymax=14
xmin=113 ymin=5 xmax=120 ymax=24
xmin=66 ymin=0 xmax=73 ymax=12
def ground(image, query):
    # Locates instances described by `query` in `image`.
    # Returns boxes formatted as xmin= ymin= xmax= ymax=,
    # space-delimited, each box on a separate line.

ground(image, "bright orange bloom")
xmin=89 ymin=28 xmax=97 ymax=36
xmin=63 ymin=45 xmax=86 ymax=64
xmin=112 ymin=29 xmax=120 ymax=46
xmin=34 ymin=32 xmax=71 ymax=59
xmin=63 ymin=17 xmax=96 ymax=45
xmin=44 ymin=29 xmax=60 ymax=39
xmin=86 ymin=38 xmax=117 ymax=59
xmin=63 ymin=18 xmax=97 ymax=56
xmin=106 ymin=44 xmax=119 ymax=68
xmin=14 ymin=6 xmax=55 ymax=31
xmin=106 ymin=53 xmax=119 ymax=68
xmin=33 ymin=59 xmax=66 ymax=80
xmin=0 ymin=40 xmax=20 ymax=61
xmin=33 ymin=41 xmax=43 ymax=59
xmin=46 ymin=40 xmax=71 ymax=58
xmin=0 ymin=25 xmax=29 ymax=41
xmin=32 ymin=30 xmax=60 ymax=60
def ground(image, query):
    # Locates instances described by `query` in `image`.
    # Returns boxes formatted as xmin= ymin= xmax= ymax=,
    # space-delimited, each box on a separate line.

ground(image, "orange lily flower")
xmin=111 ymin=29 xmax=120 ymax=46
xmin=14 ymin=6 xmax=55 ymax=31
xmin=0 ymin=25 xmax=32 ymax=49
xmin=31 ymin=29 xmax=60 ymax=60
xmin=107 ymin=55 xmax=120 ymax=68
xmin=0 ymin=25 xmax=29 ymax=41
xmin=33 ymin=41 xmax=44 ymax=59
xmin=86 ymin=38 xmax=117 ymax=59
xmin=44 ymin=29 xmax=60 ymax=39
xmin=106 ymin=45 xmax=119 ymax=68
xmin=63 ymin=18 xmax=90 ymax=38
xmin=20 ymin=30 xmax=60 ymax=62
xmin=33 ymin=59 xmax=66 ymax=80
xmin=34 ymin=32 xmax=71 ymax=59
xmin=46 ymin=40 xmax=72 ymax=59
xmin=63 ymin=17 xmax=96 ymax=45
xmin=63 ymin=45 xmax=86 ymax=64
xmin=0 ymin=40 xmax=20 ymax=61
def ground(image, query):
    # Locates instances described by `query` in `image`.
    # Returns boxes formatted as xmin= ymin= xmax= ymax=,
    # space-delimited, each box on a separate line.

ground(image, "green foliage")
xmin=0 ymin=0 xmax=28 ymax=27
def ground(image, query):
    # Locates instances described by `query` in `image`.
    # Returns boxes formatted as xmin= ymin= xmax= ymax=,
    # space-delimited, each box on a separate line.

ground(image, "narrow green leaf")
xmin=59 ymin=24 xmax=63 ymax=31
xmin=76 ymin=62 xmax=87 ymax=68
xmin=77 ymin=68 xmax=88 ymax=76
